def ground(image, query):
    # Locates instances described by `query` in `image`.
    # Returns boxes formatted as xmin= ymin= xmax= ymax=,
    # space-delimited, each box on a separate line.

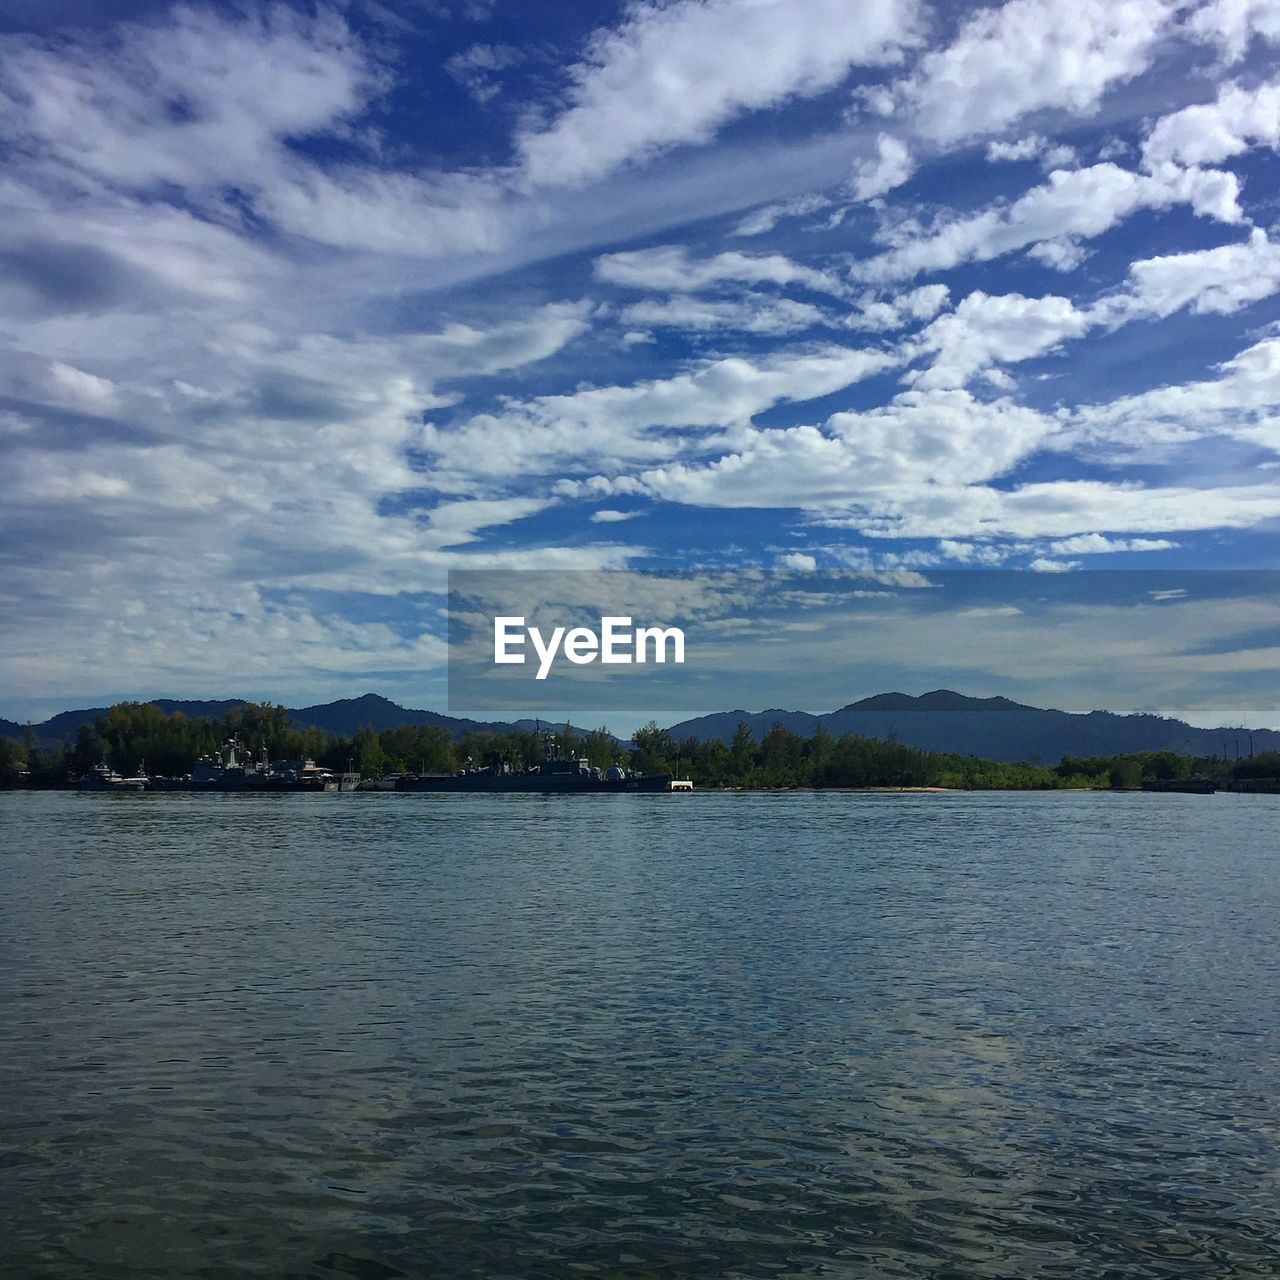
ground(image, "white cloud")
xmin=1143 ymin=77 xmax=1280 ymax=167
xmin=910 ymin=290 xmax=1091 ymax=389
xmin=0 ymin=274 xmax=605 ymax=703
xmin=569 ymin=334 xmax=1280 ymax=544
xmin=1096 ymin=229 xmax=1280 ymax=321
xmin=856 ymin=480 xmax=1280 ymax=538
xmin=425 ymin=343 xmax=902 ymax=482
xmin=408 ymin=301 xmax=594 ymax=374
xmin=0 ymin=199 xmax=284 ymax=314
xmin=31 ymin=358 xmax=121 ymax=414
xmin=1186 ymin=0 xmax=1280 ymax=62
xmin=1068 ymin=334 xmax=1280 ymax=453
xmin=0 ymin=5 xmax=374 ymax=194
xmin=623 ymin=390 xmax=1055 ymax=509
xmin=986 ymin=133 xmax=1079 ymax=169
xmin=1026 ymin=237 xmax=1092 ymax=271
xmin=254 ymin=166 xmax=512 ymax=257
xmin=424 ymin=496 xmax=553 ymax=546
xmin=445 ymin=42 xmax=524 ymax=103
xmin=517 ymin=0 xmax=921 ymax=187
xmin=855 ymin=162 xmax=1241 ymax=284
xmin=594 ymin=244 xmax=843 ymax=295
xmin=731 ymin=193 xmax=833 ymax=236
xmin=618 ymin=295 xmax=827 ymax=334
xmin=589 ymin=508 xmax=643 ymax=523
xmin=891 ymin=0 xmax=1178 ymax=143
xmin=825 ymin=390 xmax=1054 ymax=487
xmin=0 ymin=5 xmax=529 ymax=263
xmin=850 ymin=133 xmax=915 ymax=200
xmin=1047 ymin=533 xmax=1177 ymax=552
xmin=846 ymin=284 xmax=950 ymax=331
xmin=987 ymin=136 xmax=1046 ymax=163
xmin=778 ymin=552 xmax=818 ymax=570
xmin=1150 ymin=160 xmax=1244 ymax=223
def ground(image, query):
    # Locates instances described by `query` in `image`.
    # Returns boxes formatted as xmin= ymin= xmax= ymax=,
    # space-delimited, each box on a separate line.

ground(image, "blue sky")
xmin=2 ymin=0 xmax=1280 ymax=721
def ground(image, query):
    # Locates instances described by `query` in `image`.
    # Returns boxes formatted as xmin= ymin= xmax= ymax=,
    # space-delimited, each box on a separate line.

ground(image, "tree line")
xmin=631 ymin=720 xmax=1259 ymax=790
xmin=0 ymin=701 xmax=626 ymax=786
xmin=0 ymin=701 xmax=1273 ymax=789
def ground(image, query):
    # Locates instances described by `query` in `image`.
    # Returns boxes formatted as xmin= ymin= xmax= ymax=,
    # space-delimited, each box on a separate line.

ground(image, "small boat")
xmin=78 ymin=761 xmax=148 ymax=791
xmin=359 ymin=773 xmax=406 ymax=791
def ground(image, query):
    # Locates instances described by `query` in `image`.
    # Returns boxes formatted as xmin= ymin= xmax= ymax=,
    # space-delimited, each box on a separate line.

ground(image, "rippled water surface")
xmin=2 ymin=790 xmax=1278 ymax=1278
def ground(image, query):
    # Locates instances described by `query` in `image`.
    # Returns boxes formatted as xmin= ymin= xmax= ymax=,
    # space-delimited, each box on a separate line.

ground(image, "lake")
xmin=2 ymin=790 xmax=1277 ymax=1278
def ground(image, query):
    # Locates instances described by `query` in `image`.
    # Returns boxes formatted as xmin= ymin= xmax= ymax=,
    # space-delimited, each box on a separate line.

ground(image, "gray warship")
xmin=397 ymin=736 xmax=673 ymax=793
xmin=149 ymin=738 xmax=359 ymax=792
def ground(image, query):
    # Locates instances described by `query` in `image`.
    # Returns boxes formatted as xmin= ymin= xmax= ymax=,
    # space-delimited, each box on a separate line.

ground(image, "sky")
xmin=443 ymin=569 xmax=1280 ymax=731
xmin=2 ymin=0 xmax=1280 ymax=724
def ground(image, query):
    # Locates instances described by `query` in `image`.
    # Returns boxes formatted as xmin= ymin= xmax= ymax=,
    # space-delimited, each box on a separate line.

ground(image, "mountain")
xmin=7 ymin=693 xmax=550 ymax=749
xmin=664 ymin=690 xmax=1279 ymax=763
xmin=11 ymin=699 xmax=251 ymax=748
xmin=287 ymin=693 xmax=523 ymax=738
xmin=9 ymin=689 xmax=1275 ymax=763
xmin=664 ymin=708 xmax=824 ymax=742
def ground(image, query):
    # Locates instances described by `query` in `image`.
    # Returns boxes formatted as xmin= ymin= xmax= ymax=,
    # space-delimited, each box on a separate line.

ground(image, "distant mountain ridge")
xmin=6 ymin=689 xmax=1276 ymax=763
xmin=663 ymin=690 xmax=1280 ymax=763
xmin=1 ymin=698 xmax=252 ymax=746
xmin=5 ymin=694 xmax=565 ymax=750
xmin=286 ymin=694 xmax=538 ymax=739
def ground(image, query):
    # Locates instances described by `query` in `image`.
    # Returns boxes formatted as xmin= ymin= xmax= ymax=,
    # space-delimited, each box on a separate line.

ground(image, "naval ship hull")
xmin=149 ymin=777 xmax=343 ymax=793
xmin=400 ymin=772 xmax=673 ymax=794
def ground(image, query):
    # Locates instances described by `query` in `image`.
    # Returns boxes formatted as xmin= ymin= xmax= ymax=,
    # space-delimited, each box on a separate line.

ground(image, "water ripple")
xmin=2 ymin=790 xmax=1278 ymax=1278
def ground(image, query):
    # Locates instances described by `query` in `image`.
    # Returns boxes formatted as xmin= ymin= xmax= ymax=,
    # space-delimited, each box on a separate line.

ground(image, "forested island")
xmin=1 ymin=700 xmax=1274 ymax=791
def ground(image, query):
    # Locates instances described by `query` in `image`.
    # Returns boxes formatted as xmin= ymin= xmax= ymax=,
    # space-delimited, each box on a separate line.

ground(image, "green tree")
xmin=1232 ymin=750 xmax=1280 ymax=781
xmin=728 ymin=720 xmax=755 ymax=781
xmin=1109 ymin=758 xmax=1143 ymax=789
xmin=760 ymin=722 xmax=805 ymax=786
xmin=555 ymin=722 xmax=585 ymax=759
xmin=584 ymin=727 xmax=624 ymax=770
xmin=0 ymin=736 xmax=25 ymax=787
xmin=630 ymin=721 xmax=674 ymax=775
xmin=353 ymin=725 xmax=390 ymax=778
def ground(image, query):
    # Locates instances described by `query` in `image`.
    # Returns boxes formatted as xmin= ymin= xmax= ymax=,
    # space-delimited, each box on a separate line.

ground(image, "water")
xmin=2 ymin=790 xmax=1278 ymax=1279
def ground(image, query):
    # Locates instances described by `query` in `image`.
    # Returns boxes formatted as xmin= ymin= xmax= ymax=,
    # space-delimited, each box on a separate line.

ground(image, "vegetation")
xmin=0 ymin=703 xmax=1270 ymax=791
xmin=0 ymin=703 xmax=625 ymax=787
xmin=632 ymin=720 xmax=1248 ymax=791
